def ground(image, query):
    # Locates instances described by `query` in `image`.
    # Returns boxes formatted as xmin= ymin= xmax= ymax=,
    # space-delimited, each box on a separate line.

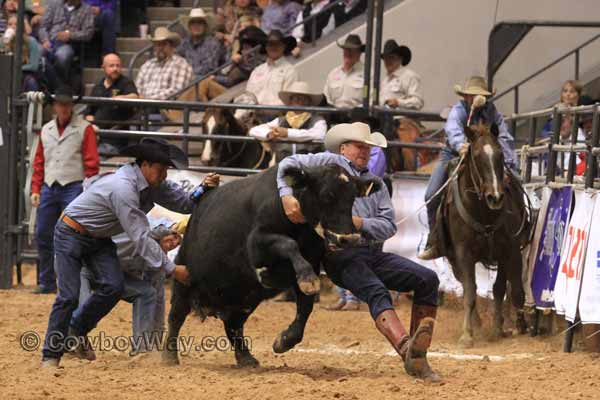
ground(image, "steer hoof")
xmin=297 ymin=274 xmax=320 ymax=296
xmin=161 ymin=350 xmax=180 ymax=366
xmin=235 ymin=352 xmax=260 ymax=368
xmin=272 ymin=331 xmax=300 ymax=354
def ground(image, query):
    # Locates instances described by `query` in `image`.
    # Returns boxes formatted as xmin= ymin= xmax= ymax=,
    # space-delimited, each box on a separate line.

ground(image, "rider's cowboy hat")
xmin=52 ymin=85 xmax=76 ymax=104
xmin=149 ymin=27 xmax=182 ymax=46
xmin=325 ymin=122 xmax=387 ymax=153
xmin=380 ymin=39 xmax=411 ymax=66
xmin=454 ymin=76 xmax=496 ymax=97
xmin=279 ymin=81 xmax=323 ymax=107
xmin=262 ymin=30 xmax=296 ymax=55
xmin=180 ymin=8 xmax=214 ymax=31
xmin=121 ymin=138 xmax=189 ymax=169
xmin=336 ymin=34 xmax=366 ymax=52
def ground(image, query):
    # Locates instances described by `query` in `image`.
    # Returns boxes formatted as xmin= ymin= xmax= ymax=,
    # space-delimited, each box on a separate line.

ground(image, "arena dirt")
xmin=1 ymin=267 xmax=599 ymax=400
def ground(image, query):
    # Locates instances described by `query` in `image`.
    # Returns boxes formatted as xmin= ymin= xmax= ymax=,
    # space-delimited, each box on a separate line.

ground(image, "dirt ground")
xmin=1 ymin=267 xmax=599 ymax=400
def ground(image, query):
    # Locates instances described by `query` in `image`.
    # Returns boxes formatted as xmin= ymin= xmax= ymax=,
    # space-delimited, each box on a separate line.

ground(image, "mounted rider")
xmin=418 ymin=76 xmax=517 ymax=260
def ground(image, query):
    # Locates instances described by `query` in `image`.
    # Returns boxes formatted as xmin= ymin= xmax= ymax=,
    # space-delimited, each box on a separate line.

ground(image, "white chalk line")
xmin=292 ymin=345 xmax=534 ymax=362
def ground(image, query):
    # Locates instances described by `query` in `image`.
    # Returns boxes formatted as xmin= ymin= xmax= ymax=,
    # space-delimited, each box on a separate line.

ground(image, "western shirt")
xmin=246 ymin=57 xmax=299 ymax=106
xmin=276 ymin=152 xmax=397 ymax=241
xmin=63 ymin=163 xmax=195 ymax=273
xmin=380 ymin=65 xmax=424 ymax=110
xmin=323 ymin=62 xmax=364 ymax=108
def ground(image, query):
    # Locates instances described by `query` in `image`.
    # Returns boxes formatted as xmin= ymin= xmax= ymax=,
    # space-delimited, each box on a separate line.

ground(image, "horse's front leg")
xmin=504 ymin=249 xmax=527 ymax=334
xmin=491 ymin=266 xmax=507 ymax=340
xmin=458 ymin=259 xmax=477 ymax=348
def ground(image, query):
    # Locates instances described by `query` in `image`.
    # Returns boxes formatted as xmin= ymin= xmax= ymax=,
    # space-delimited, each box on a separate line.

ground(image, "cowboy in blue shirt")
xmin=40 ymin=138 xmax=218 ymax=368
xmin=418 ymin=76 xmax=517 ymax=260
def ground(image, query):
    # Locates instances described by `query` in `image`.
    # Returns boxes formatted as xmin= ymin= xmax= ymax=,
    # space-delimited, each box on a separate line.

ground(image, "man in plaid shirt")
xmin=39 ymin=0 xmax=95 ymax=87
xmin=135 ymin=27 xmax=194 ymax=100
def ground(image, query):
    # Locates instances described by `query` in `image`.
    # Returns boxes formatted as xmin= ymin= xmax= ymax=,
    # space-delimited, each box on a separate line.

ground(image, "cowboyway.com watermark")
xmin=19 ymin=331 xmax=252 ymax=355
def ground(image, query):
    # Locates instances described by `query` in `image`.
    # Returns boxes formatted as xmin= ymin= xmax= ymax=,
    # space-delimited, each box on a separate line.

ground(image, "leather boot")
xmin=417 ymin=232 xmax=441 ymax=261
xmin=404 ymin=304 xmax=441 ymax=382
xmin=375 ymin=309 xmax=410 ymax=357
xmin=67 ymin=328 xmax=96 ymax=361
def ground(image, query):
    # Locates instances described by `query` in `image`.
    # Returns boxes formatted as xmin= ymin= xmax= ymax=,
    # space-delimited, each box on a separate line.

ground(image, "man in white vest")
xmin=30 ymin=85 xmax=100 ymax=294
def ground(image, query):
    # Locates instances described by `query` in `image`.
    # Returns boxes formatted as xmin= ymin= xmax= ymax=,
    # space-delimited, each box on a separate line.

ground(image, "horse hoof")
xmin=161 ymin=351 xmax=180 ymax=366
xmin=298 ymin=275 xmax=320 ymax=296
xmin=458 ymin=335 xmax=474 ymax=349
xmin=236 ymin=353 xmax=260 ymax=368
xmin=272 ymin=331 xmax=300 ymax=354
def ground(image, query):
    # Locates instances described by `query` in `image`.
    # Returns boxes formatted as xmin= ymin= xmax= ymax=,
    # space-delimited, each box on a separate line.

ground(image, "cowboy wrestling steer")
xmin=163 ymin=165 xmax=380 ymax=367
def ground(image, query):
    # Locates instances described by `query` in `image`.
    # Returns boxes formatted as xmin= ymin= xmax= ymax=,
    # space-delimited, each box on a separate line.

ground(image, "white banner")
xmin=578 ymin=195 xmax=600 ymax=324
xmin=523 ymin=186 xmax=549 ymax=307
xmin=554 ymin=190 xmax=595 ymax=322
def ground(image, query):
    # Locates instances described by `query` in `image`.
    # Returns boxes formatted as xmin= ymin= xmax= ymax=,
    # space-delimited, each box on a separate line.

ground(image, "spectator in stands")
xmin=30 ymin=85 xmax=99 ymax=294
xmin=135 ymin=27 xmax=193 ymax=100
xmin=6 ymin=16 xmax=42 ymax=91
xmin=323 ymin=34 xmax=364 ymax=109
xmin=380 ymin=39 xmax=423 ymax=110
xmin=419 ymin=76 xmax=516 ymax=261
xmin=246 ymin=29 xmax=298 ymax=119
xmin=28 ymin=1 xmax=46 ymax=38
xmin=249 ymin=81 xmax=325 ymax=161
xmin=177 ymin=8 xmax=226 ymax=78
xmin=541 ymin=80 xmax=583 ymax=140
xmin=261 ymin=0 xmax=302 ymax=35
xmin=78 ymin=215 xmax=192 ymax=356
xmin=39 ymin=0 xmax=95 ymax=88
xmin=291 ymin=0 xmax=336 ymax=58
xmin=333 ymin=0 xmax=366 ymax=26
xmin=84 ymin=53 xmax=138 ymax=155
xmin=215 ymin=0 xmax=261 ymax=47
xmin=83 ymin=0 xmax=117 ymax=56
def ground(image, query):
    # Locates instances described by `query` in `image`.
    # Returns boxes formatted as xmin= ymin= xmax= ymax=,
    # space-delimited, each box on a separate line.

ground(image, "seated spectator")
xmin=6 ymin=19 xmax=42 ymax=91
xmin=333 ymin=0 xmax=366 ymax=26
xmin=541 ymin=80 xmax=583 ymax=140
xmin=249 ymin=81 xmax=325 ymax=161
xmin=79 ymin=217 xmax=184 ymax=356
xmin=39 ymin=0 xmax=95 ymax=89
xmin=291 ymin=0 xmax=336 ymax=57
xmin=215 ymin=0 xmax=261 ymax=47
xmin=27 ymin=0 xmax=46 ymax=38
xmin=84 ymin=53 xmax=138 ymax=155
xmin=135 ymin=27 xmax=193 ymax=100
xmin=380 ymin=39 xmax=423 ymax=110
xmin=246 ymin=29 xmax=298 ymax=120
xmin=83 ymin=0 xmax=117 ymax=56
xmin=261 ymin=0 xmax=302 ymax=35
xmin=323 ymin=34 xmax=364 ymax=109
xmin=30 ymin=85 xmax=99 ymax=294
xmin=177 ymin=8 xmax=226 ymax=78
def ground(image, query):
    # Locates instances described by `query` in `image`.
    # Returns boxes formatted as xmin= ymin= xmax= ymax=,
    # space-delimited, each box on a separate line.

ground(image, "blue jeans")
xmin=336 ymin=286 xmax=359 ymax=303
xmin=95 ymin=9 xmax=116 ymax=54
xmin=324 ymin=248 xmax=439 ymax=320
xmin=35 ymin=182 xmax=83 ymax=291
xmin=42 ymin=221 xmax=124 ymax=359
xmin=424 ymin=148 xmax=455 ymax=228
xmin=79 ymin=268 xmax=165 ymax=353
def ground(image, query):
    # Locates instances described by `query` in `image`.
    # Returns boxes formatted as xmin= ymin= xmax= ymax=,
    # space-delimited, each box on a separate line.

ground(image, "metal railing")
xmin=169 ymin=0 xmax=348 ymax=101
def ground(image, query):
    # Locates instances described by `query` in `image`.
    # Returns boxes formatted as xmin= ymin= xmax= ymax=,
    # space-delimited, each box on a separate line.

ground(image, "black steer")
xmin=163 ymin=164 xmax=381 ymax=367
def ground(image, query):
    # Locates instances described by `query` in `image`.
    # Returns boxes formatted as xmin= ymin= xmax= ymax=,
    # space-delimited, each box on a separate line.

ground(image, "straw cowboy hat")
xmin=149 ymin=27 xmax=182 ymax=46
xmin=453 ymin=75 xmax=496 ymax=97
xmin=337 ymin=34 xmax=366 ymax=52
xmin=279 ymin=81 xmax=323 ymax=106
xmin=180 ymin=8 xmax=214 ymax=31
xmin=121 ymin=138 xmax=189 ymax=169
xmin=324 ymin=122 xmax=387 ymax=153
xmin=381 ymin=39 xmax=412 ymax=66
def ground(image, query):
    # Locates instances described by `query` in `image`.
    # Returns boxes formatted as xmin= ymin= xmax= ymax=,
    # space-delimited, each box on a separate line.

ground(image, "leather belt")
xmin=60 ymin=213 xmax=89 ymax=236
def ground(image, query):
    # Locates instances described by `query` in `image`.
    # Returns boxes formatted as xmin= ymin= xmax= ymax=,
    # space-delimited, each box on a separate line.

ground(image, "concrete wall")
xmin=294 ymin=0 xmax=600 ymax=115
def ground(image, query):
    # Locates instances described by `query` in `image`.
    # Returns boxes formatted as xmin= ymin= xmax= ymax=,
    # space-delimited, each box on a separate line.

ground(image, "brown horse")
xmin=442 ymin=123 xmax=532 ymax=348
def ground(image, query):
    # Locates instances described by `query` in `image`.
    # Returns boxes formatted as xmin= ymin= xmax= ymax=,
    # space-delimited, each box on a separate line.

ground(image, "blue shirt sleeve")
xmin=277 ymin=152 xmax=343 ymax=196
xmin=359 ymin=185 xmax=397 ymax=240
xmin=445 ymin=104 xmax=466 ymax=153
xmin=367 ymin=147 xmax=387 ymax=178
xmin=149 ymin=180 xmax=195 ymax=214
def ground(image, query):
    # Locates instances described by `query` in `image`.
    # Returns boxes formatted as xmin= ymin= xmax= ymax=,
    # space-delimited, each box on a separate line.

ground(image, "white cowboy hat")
xmin=325 ymin=122 xmax=387 ymax=153
xmin=149 ymin=26 xmax=182 ymax=46
xmin=180 ymin=8 xmax=214 ymax=31
xmin=279 ymin=81 xmax=323 ymax=107
xmin=453 ymin=75 xmax=496 ymax=96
